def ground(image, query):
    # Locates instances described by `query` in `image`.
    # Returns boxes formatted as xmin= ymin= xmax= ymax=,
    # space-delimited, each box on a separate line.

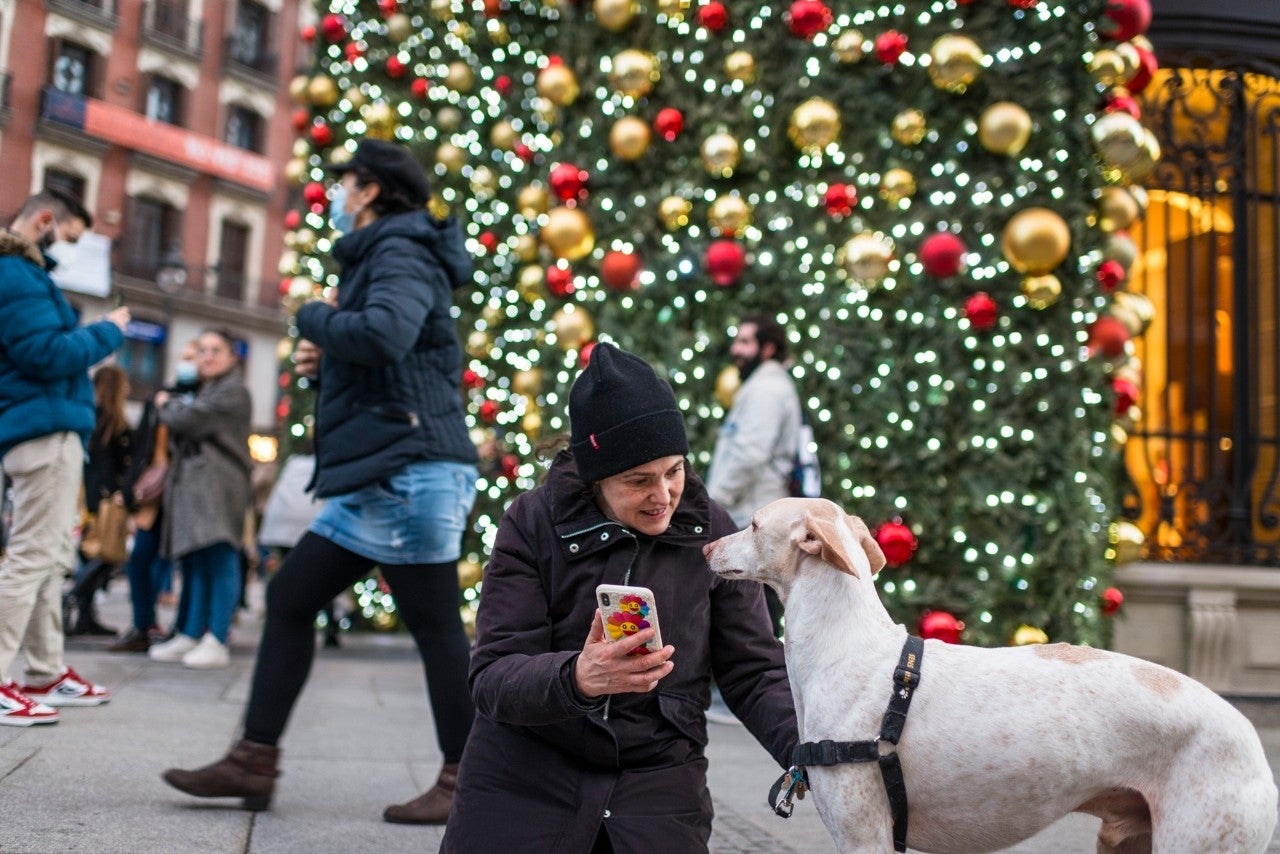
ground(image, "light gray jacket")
xmin=159 ymin=369 xmax=252 ymax=559
xmin=706 ymin=359 xmax=801 ymax=527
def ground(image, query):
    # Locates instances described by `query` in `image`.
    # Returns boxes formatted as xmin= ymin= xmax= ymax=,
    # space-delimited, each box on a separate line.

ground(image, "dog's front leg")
xmin=810 ymin=767 xmax=895 ymax=854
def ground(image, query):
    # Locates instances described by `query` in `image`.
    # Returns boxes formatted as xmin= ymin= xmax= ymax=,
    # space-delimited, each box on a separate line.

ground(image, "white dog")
xmin=703 ymin=498 xmax=1278 ymax=854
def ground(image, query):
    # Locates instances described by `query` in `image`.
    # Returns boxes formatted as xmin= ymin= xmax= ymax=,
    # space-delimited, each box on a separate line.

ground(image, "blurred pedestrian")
xmin=162 ymin=139 xmax=478 ymax=821
xmin=145 ymin=329 xmax=252 ymax=670
xmin=0 ymin=189 xmax=128 ymax=725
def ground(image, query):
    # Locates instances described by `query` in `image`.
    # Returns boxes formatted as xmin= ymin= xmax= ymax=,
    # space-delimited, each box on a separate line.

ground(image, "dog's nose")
xmin=702 ymin=542 xmax=715 ymax=559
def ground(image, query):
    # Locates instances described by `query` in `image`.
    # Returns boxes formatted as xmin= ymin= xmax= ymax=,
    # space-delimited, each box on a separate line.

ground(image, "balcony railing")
xmin=140 ymin=1 xmax=203 ymax=59
xmin=223 ymin=34 xmax=277 ymax=84
xmin=44 ymin=0 xmax=118 ymax=28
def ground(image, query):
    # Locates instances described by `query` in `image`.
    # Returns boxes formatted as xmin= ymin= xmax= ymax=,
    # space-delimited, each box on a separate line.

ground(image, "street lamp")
xmin=155 ymin=243 xmax=187 ymax=296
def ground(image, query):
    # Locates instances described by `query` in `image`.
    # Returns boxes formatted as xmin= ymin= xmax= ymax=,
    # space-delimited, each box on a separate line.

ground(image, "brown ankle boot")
xmin=382 ymin=763 xmax=459 ymax=824
xmin=162 ymin=739 xmax=281 ymax=811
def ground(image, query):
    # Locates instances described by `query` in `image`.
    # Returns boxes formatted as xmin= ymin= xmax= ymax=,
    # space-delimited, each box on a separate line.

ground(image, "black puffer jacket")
xmin=441 ymin=451 xmax=797 ymax=853
xmin=296 ymin=211 xmax=477 ymax=498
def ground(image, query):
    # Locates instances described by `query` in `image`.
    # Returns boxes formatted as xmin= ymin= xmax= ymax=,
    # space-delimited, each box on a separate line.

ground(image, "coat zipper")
xmin=601 ymin=530 xmax=639 ymax=722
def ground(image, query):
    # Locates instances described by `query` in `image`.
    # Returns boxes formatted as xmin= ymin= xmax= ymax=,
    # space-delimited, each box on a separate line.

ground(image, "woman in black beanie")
xmin=441 ymin=343 xmax=798 ymax=853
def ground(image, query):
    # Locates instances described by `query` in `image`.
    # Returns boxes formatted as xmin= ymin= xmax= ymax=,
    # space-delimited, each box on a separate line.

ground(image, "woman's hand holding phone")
xmin=574 ymin=610 xmax=674 ymax=699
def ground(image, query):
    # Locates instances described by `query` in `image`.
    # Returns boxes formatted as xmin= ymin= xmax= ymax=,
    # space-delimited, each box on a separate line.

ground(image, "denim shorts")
xmin=309 ymin=460 xmax=478 ymax=565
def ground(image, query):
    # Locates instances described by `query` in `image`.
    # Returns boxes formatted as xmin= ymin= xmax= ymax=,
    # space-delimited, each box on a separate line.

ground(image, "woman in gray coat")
xmin=146 ymin=328 xmax=252 ymax=670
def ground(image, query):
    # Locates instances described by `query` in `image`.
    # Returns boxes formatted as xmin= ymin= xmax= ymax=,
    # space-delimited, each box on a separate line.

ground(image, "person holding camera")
xmin=440 ymin=343 xmax=797 ymax=853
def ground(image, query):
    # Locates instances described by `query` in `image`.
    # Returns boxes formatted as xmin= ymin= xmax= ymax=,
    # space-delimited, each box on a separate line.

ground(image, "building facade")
xmin=0 ymin=0 xmax=304 ymax=435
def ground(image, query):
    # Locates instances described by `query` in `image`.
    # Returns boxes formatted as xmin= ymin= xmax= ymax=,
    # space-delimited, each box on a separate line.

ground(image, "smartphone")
xmin=595 ymin=584 xmax=663 ymax=656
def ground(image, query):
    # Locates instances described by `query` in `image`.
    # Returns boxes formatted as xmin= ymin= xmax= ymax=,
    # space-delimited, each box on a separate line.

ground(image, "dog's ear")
xmin=798 ymin=509 xmax=860 ymax=576
xmin=845 ymin=515 xmax=886 ymax=576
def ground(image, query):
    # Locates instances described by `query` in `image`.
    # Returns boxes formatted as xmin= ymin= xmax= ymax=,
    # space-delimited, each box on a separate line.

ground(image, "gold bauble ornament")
xmin=715 ymin=365 xmax=741 ymax=409
xmin=724 ymin=50 xmax=757 ymax=83
xmin=1120 ymin=130 xmax=1161 ymax=183
xmin=435 ymin=107 xmax=463 ymax=132
xmin=1111 ymin=520 xmax=1145 ymax=564
xmin=517 ymin=265 xmax=545 ymax=301
xmin=436 ymin=142 xmax=466 ymax=172
xmin=541 ymin=207 xmax=596 ymax=261
xmin=370 ymin=609 xmax=397 ymax=631
xmin=481 ymin=304 xmax=504 ymax=327
xmin=1092 ymin=112 xmax=1146 ymax=169
xmin=928 ymin=34 xmax=984 ymax=93
xmin=537 ymin=64 xmax=579 ymax=107
xmin=386 ymin=12 xmax=413 ymax=42
xmin=656 ymin=0 xmax=689 ymax=18
xmin=308 ymin=76 xmax=340 ymax=108
xmin=512 ymin=368 xmax=544 ymax=396
xmin=1104 ymin=231 xmax=1138 ymax=272
xmin=428 ymin=197 xmax=450 ymax=219
xmin=1097 ymin=186 xmax=1140 ymax=232
xmin=277 ymin=250 xmax=299 ymax=277
xmin=514 ymin=234 xmax=540 ymax=263
xmin=283 ymin=157 xmax=308 ymax=185
xmin=291 ymin=138 xmax=312 ymax=159
xmin=879 ymin=168 xmax=917 ymax=205
xmin=1021 ymin=274 xmax=1063 ymax=309
xmin=431 ymin=0 xmax=454 ymax=20
xmin=486 ymin=19 xmax=510 ymax=44
xmin=328 ymin=147 xmax=353 ymax=168
xmin=466 ymin=329 xmax=493 ymax=359
xmin=294 ymin=228 xmax=318 ymax=254
xmin=1088 ymin=49 xmax=1127 ymax=88
xmin=891 ymin=109 xmax=927 ymax=146
xmin=471 ymin=166 xmax=499 ymax=197
xmin=609 ymin=116 xmax=651 ymax=161
xmin=610 ymin=50 xmax=658 ymax=99
xmin=552 ymin=305 xmax=594 ymax=349
xmin=362 ymin=102 xmax=398 ymax=139
xmin=789 ymin=98 xmax=841 ymax=153
xmin=457 ymin=559 xmax=483 ymax=589
xmin=1012 ymin=625 xmax=1049 ymax=646
xmin=594 ymin=0 xmax=636 ymax=32
xmin=658 ymin=196 xmax=692 ymax=230
xmin=275 ymin=336 xmax=295 ymax=361
xmin=1112 ymin=291 xmax=1155 ymax=336
xmin=701 ymin=132 xmax=740 ymax=177
xmin=833 ymin=29 xmax=865 ymax=63
xmin=517 ymin=185 xmax=551 ymax=219
xmin=840 ymin=232 xmax=895 ymax=284
xmin=1002 ymin=207 xmax=1071 ymax=275
xmin=490 ymin=120 xmax=518 ymax=151
xmin=521 ymin=409 xmax=543 ymax=439
xmin=446 ymin=61 xmax=475 ymax=92
xmin=978 ymin=101 xmax=1033 ymax=156
xmin=289 ymin=75 xmax=310 ymax=105
xmin=708 ymin=195 xmax=752 ymax=236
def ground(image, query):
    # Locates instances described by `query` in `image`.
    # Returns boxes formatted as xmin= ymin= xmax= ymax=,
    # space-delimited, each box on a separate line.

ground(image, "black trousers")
xmin=242 ymin=532 xmax=474 ymax=762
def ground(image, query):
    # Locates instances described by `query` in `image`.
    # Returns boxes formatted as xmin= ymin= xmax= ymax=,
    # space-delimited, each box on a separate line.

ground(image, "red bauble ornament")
xmin=1102 ymin=0 xmax=1151 ymax=42
xmin=546 ymin=264 xmax=575 ymax=297
xmin=300 ymin=24 xmax=317 ymax=42
xmin=964 ymin=292 xmax=999 ymax=331
xmin=823 ymin=183 xmax=856 ymax=217
xmin=284 ymin=210 xmax=302 ymax=229
xmin=379 ymin=0 xmax=400 ymax=15
xmin=320 ymin=14 xmax=347 ymax=43
xmin=462 ymin=369 xmax=485 ymax=390
xmin=478 ymin=231 xmax=499 ymax=252
xmin=514 ymin=143 xmax=535 ymax=163
xmin=1096 ymin=259 xmax=1127 ymax=292
xmin=411 ymin=77 xmax=431 ymax=99
xmin=1089 ymin=315 xmax=1131 ymax=358
xmin=386 ymin=56 xmax=408 ymax=79
xmin=278 ymin=277 xmax=292 ymax=295
xmin=1127 ymin=45 xmax=1157 ymax=93
xmin=578 ymin=340 xmax=597 ymax=366
xmin=345 ymin=41 xmax=364 ymax=62
xmin=303 ymin=181 xmax=328 ymax=207
xmin=875 ymin=520 xmax=918 ymax=566
xmin=875 ymin=30 xmax=908 ymax=65
xmin=1112 ymin=377 xmax=1139 ymax=415
xmin=1104 ymin=91 xmax=1141 ymax=119
xmin=549 ymin=163 xmax=587 ymax=202
xmin=291 ymin=108 xmax=310 ymax=133
xmin=500 ymin=453 xmax=520 ymax=479
xmin=600 ymin=250 xmax=642 ymax=291
xmin=276 ymin=400 xmax=290 ymax=420
xmin=918 ymin=610 xmax=963 ymax=644
xmin=495 ymin=74 xmax=513 ymax=95
xmin=919 ymin=232 xmax=967 ymax=278
xmin=787 ymin=0 xmax=832 ymax=39
xmin=1008 ymin=0 xmax=1038 ymax=8
xmin=653 ymin=108 xmax=685 ymax=142
xmin=479 ymin=400 xmax=500 ymax=423
xmin=484 ymin=0 xmax=504 ymax=17
xmin=704 ymin=240 xmax=746 ymax=286
xmin=1101 ymin=586 xmax=1125 ymax=616
xmin=309 ymin=121 xmax=333 ymax=147
xmin=698 ymin=1 xmax=729 ymax=31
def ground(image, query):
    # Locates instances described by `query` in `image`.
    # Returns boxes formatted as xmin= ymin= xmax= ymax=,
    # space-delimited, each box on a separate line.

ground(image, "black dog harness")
xmin=768 ymin=635 xmax=924 ymax=853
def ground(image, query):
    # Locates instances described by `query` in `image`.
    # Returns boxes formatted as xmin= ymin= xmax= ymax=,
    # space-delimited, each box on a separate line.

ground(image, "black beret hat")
xmin=326 ymin=139 xmax=431 ymax=207
xmin=569 ymin=343 xmax=689 ymax=483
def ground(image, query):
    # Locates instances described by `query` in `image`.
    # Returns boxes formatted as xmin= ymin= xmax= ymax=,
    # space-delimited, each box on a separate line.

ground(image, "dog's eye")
xmin=750 ymin=520 xmax=758 ymax=531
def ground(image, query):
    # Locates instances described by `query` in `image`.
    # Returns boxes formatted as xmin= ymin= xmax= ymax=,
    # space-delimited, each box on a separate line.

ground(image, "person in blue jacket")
xmin=0 ymin=189 xmax=129 ymax=726
xmin=163 ymin=139 xmax=479 ymax=823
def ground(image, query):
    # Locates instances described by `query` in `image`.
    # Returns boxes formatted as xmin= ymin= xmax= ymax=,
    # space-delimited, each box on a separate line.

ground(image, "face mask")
xmin=45 ymin=240 xmax=79 ymax=268
xmin=329 ymin=184 xmax=356 ymax=234
xmin=174 ymin=360 xmax=199 ymax=386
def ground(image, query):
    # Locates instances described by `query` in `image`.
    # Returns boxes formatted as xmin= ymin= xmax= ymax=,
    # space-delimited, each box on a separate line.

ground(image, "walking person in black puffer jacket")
xmin=161 ymin=139 xmax=479 ymax=823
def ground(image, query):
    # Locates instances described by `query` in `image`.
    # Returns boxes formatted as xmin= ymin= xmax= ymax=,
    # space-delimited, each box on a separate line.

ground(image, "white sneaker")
xmin=181 ymin=634 xmax=230 ymax=670
xmin=148 ymin=634 xmax=199 ymax=662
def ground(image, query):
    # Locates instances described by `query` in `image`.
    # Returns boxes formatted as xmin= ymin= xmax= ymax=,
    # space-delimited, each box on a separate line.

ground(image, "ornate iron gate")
xmin=1126 ymin=58 xmax=1280 ymax=564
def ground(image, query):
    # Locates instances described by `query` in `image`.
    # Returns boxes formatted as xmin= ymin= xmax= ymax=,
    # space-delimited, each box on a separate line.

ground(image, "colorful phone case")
xmin=595 ymin=584 xmax=663 ymax=655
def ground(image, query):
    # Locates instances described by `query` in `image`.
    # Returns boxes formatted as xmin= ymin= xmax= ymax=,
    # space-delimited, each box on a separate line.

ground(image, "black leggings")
xmin=242 ymin=532 xmax=474 ymax=762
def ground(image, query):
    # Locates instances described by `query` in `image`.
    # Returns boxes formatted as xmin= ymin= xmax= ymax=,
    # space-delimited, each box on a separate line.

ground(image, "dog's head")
xmin=703 ymin=498 xmax=886 ymax=596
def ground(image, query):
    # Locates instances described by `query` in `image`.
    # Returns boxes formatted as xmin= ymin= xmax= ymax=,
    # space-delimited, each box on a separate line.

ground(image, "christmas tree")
xmin=279 ymin=0 xmax=1158 ymax=645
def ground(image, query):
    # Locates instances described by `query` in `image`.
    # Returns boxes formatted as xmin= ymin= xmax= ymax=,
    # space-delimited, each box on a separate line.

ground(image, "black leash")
xmin=768 ymin=635 xmax=924 ymax=853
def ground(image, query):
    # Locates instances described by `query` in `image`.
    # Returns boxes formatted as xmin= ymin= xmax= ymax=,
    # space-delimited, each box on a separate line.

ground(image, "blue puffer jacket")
xmin=0 ymin=230 xmax=124 ymax=459
xmin=296 ymin=210 xmax=478 ymax=498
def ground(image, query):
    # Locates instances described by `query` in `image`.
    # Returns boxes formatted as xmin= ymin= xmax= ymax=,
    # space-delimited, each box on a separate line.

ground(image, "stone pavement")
xmin=0 ymin=577 xmax=1276 ymax=853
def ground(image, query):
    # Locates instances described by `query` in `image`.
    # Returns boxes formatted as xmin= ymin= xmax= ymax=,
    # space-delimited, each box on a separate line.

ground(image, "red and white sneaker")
xmin=0 ymin=682 xmax=59 ymax=726
xmin=21 ymin=667 xmax=110 ymax=707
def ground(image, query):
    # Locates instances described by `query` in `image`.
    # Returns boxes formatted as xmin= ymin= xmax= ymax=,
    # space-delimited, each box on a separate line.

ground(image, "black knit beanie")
xmin=569 ymin=343 xmax=689 ymax=483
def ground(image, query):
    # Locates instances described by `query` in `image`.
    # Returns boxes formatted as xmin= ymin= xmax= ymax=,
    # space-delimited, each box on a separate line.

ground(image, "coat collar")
xmin=544 ymin=450 xmax=714 ymax=561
